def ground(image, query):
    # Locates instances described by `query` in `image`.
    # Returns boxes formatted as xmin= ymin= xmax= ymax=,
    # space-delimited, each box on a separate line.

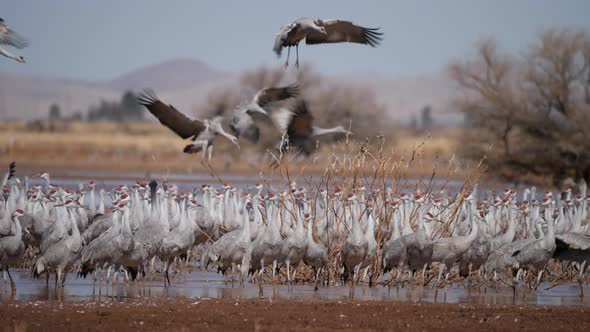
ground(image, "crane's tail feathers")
xmin=77 ymin=262 xmax=94 ymax=279
xmin=32 ymin=261 xmax=45 ymax=279
xmin=126 ymin=266 xmax=139 ymax=281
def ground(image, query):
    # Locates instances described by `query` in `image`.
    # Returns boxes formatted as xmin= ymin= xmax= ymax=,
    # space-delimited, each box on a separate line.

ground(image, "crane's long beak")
xmin=233 ymin=141 xmax=241 ymax=150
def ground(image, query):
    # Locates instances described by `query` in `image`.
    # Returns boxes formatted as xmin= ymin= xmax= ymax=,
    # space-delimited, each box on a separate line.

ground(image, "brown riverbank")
xmin=1 ymin=297 xmax=587 ymax=331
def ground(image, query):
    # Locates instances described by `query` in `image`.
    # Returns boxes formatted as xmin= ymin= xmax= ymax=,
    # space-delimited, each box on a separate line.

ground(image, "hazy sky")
xmin=1 ymin=0 xmax=589 ymax=81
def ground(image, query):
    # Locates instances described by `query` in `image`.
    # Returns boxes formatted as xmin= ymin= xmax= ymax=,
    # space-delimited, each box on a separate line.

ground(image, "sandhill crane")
xmin=0 ymin=18 xmax=28 ymax=63
xmin=231 ymin=98 xmax=351 ymax=157
xmin=138 ymin=91 xmax=240 ymax=162
xmin=512 ymin=207 xmax=556 ymax=289
xmin=382 ymin=201 xmax=408 ymax=285
xmin=405 ymin=196 xmax=434 ymax=286
xmin=430 ymin=197 xmax=479 ymax=287
xmin=280 ymin=199 xmax=307 ymax=285
xmin=553 ymin=232 xmax=590 ymax=296
xmin=32 ymin=200 xmax=83 ymax=287
xmin=201 ymin=199 xmax=252 ymax=285
xmin=229 ymin=84 xmax=299 ymax=140
xmin=0 ymin=209 xmax=25 ymax=293
xmin=78 ymin=202 xmax=133 ymax=287
xmin=359 ymin=203 xmax=377 ymax=284
xmin=341 ymin=195 xmax=368 ymax=284
xmin=158 ymin=198 xmax=196 ymax=287
xmin=244 ymin=196 xmax=283 ymax=296
xmin=303 ymin=213 xmax=328 ymax=290
xmin=274 ymin=18 xmax=383 ymax=68
xmin=118 ymin=181 xmax=165 ymax=283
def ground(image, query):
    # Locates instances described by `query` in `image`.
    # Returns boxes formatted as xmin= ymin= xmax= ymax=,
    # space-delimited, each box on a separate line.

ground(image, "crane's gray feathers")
xmin=555 ymin=233 xmax=590 ymax=251
xmin=254 ymin=84 xmax=299 ymax=108
xmin=0 ymin=20 xmax=29 ymax=49
xmin=305 ymin=20 xmax=383 ymax=47
xmin=138 ymin=90 xmax=205 ymax=139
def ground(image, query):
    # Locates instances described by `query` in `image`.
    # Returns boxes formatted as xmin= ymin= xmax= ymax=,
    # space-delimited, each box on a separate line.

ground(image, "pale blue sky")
xmin=1 ymin=0 xmax=589 ymax=81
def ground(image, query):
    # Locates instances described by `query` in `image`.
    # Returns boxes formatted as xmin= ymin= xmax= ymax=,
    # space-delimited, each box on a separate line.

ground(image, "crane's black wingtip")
xmin=137 ymin=89 xmax=159 ymax=106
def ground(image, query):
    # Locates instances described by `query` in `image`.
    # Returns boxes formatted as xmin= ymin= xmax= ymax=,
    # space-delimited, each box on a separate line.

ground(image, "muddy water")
xmin=2 ymin=269 xmax=589 ymax=307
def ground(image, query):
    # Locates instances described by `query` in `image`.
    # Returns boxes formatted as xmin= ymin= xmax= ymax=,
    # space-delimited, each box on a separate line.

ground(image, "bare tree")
xmin=450 ymin=29 xmax=590 ymax=186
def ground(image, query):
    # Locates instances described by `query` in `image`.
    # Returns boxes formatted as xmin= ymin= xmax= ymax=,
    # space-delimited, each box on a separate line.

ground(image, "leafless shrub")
xmin=450 ymin=29 xmax=590 ymax=186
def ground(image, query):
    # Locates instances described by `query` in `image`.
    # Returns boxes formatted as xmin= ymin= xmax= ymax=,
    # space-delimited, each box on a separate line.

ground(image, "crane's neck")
xmin=391 ymin=208 xmax=400 ymax=240
xmin=465 ymin=201 xmax=479 ymax=242
xmin=97 ymin=191 xmax=105 ymax=215
xmin=89 ymin=187 xmax=96 ymax=215
xmin=11 ymin=214 xmax=23 ymax=239
xmin=68 ymin=208 xmax=81 ymax=239
xmin=311 ymin=126 xmax=347 ymax=137
xmin=0 ymin=48 xmax=21 ymax=62
xmin=241 ymin=207 xmax=251 ymax=239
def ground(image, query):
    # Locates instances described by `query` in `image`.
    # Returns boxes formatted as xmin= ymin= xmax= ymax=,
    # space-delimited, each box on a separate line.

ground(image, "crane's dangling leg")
xmin=284 ymin=47 xmax=291 ymax=68
xmin=295 ymin=44 xmax=299 ymax=69
xmin=208 ymin=145 xmax=214 ymax=163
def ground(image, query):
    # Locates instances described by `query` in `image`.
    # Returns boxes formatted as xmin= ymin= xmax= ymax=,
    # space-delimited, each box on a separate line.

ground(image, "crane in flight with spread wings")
xmin=231 ymin=96 xmax=352 ymax=158
xmin=138 ymin=90 xmax=240 ymax=163
xmin=0 ymin=18 xmax=28 ymax=63
xmin=274 ymin=18 xmax=383 ymax=68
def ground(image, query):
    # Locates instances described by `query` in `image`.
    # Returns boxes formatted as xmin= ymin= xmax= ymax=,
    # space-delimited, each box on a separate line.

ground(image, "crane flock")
xmin=2 ymin=15 xmax=589 ymax=304
xmin=1 ymin=165 xmax=589 ymax=298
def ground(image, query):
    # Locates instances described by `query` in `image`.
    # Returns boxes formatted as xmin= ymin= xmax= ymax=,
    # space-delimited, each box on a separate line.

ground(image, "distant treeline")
xmin=47 ymin=91 xmax=145 ymax=122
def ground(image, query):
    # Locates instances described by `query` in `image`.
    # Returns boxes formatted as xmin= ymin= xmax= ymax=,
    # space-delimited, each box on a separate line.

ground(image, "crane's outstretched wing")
xmin=138 ymin=90 xmax=205 ymax=139
xmin=286 ymin=99 xmax=314 ymax=138
xmin=253 ymin=84 xmax=299 ymax=108
xmin=0 ymin=21 xmax=29 ymax=49
xmin=306 ymin=20 xmax=382 ymax=47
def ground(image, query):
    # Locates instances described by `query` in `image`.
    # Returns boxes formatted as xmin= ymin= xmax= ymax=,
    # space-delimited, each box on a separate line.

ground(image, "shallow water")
xmin=2 ymin=269 xmax=589 ymax=306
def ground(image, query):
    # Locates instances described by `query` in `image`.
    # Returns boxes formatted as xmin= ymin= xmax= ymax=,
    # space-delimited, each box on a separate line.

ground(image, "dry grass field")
xmin=0 ymin=121 xmax=475 ymax=180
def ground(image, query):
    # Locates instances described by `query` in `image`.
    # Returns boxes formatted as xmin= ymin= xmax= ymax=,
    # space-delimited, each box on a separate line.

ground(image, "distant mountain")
xmin=0 ymin=58 xmax=460 ymax=125
xmin=104 ymin=58 xmax=230 ymax=92
xmin=0 ymin=71 xmax=119 ymax=120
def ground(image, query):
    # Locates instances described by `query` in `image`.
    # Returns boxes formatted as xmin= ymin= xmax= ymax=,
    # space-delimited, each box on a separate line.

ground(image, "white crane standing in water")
xmin=3 ymin=165 xmax=590 ymax=298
